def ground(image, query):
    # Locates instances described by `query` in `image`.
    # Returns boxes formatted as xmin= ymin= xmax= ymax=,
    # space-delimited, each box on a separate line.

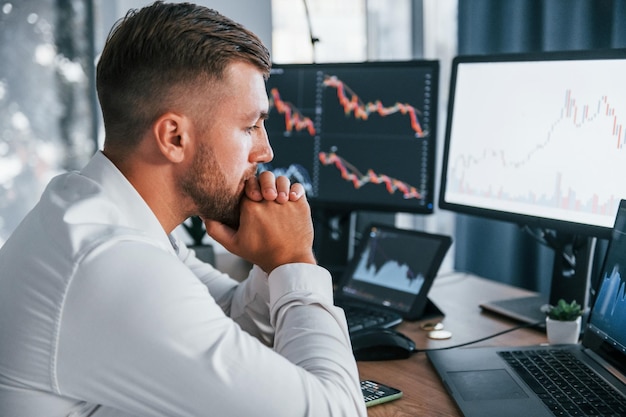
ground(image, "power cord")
xmin=413 ymin=320 xmax=545 ymax=353
xmin=302 ymin=0 xmax=320 ymax=63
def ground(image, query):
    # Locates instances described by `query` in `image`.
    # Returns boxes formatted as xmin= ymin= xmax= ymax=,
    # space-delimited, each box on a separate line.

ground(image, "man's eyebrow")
xmin=243 ymin=110 xmax=269 ymax=123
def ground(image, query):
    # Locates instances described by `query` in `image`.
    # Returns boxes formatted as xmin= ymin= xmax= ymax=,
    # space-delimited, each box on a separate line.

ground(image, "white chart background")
xmin=444 ymin=59 xmax=626 ymax=228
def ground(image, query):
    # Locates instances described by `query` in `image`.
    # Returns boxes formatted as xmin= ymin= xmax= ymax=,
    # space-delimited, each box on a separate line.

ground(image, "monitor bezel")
xmin=336 ymin=223 xmax=452 ymax=320
xmin=438 ymin=48 xmax=626 ymax=240
xmin=266 ymin=59 xmax=440 ymax=215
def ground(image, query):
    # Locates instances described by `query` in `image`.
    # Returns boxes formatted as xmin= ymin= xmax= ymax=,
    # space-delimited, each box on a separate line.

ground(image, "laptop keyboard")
xmin=342 ymin=304 xmax=402 ymax=333
xmin=498 ymin=349 xmax=626 ymax=417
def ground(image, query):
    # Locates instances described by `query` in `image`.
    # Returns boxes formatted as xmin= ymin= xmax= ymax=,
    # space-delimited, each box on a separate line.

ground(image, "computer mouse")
xmin=350 ymin=328 xmax=416 ymax=361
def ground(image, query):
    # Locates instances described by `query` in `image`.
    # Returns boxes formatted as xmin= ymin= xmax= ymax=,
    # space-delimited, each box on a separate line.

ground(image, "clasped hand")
xmin=203 ymin=171 xmax=316 ymax=273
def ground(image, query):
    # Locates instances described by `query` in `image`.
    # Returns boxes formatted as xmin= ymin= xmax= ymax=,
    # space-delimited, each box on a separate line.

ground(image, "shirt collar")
xmin=80 ymin=151 xmax=177 ymax=255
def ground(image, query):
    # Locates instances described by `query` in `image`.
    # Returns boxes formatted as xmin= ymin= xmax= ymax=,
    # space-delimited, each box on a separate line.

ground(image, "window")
xmin=271 ymin=0 xmax=414 ymax=63
xmin=0 ymin=0 xmax=96 ymax=246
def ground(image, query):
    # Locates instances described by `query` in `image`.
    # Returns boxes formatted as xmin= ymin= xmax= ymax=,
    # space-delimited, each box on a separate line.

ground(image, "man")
xmin=0 ymin=2 xmax=366 ymax=416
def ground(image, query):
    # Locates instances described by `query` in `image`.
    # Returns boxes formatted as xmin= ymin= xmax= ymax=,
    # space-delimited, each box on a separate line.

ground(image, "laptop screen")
xmin=337 ymin=224 xmax=451 ymax=317
xmin=587 ymin=200 xmax=626 ymax=355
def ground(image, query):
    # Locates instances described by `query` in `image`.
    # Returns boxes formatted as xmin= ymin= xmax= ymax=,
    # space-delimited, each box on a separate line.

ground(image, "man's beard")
xmin=180 ymin=142 xmax=253 ymax=230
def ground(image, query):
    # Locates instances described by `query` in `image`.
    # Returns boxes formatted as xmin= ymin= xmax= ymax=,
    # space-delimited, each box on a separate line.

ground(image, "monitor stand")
xmin=311 ymin=208 xmax=352 ymax=281
xmin=480 ymin=232 xmax=593 ymax=326
xmin=422 ymin=297 xmax=445 ymax=320
xmin=312 ymin=208 xmax=396 ymax=283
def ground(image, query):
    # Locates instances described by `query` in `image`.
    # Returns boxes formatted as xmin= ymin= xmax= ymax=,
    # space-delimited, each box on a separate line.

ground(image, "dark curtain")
xmin=455 ymin=0 xmax=626 ymax=295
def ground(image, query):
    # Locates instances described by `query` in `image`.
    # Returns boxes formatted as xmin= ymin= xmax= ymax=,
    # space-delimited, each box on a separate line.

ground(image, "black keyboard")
xmin=499 ymin=349 xmax=626 ymax=417
xmin=342 ymin=304 xmax=402 ymax=333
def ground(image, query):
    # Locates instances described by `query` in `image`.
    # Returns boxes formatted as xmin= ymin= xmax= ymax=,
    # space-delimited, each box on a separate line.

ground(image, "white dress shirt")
xmin=0 ymin=151 xmax=366 ymax=417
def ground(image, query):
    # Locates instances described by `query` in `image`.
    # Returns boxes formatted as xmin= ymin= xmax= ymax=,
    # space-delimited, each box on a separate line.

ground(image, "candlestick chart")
xmin=268 ymin=87 xmax=316 ymax=136
xmin=445 ymin=86 xmax=626 ymax=226
xmin=264 ymin=61 xmax=438 ymax=214
xmin=322 ymin=75 xmax=427 ymax=138
xmin=318 ymin=151 xmax=422 ymax=200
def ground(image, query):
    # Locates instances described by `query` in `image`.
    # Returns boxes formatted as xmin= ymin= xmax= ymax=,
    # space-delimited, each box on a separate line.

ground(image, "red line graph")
xmin=269 ymin=88 xmax=316 ymax=136
xmin=319 ymin=151 xmax=422 ymax=199
xmin=450 ymin=89 xmax=624 ymax=215
xmin=323 ymin=75 xmax=426 ymax=137
xmin=564 ymin=90 xmax=624 ymax=148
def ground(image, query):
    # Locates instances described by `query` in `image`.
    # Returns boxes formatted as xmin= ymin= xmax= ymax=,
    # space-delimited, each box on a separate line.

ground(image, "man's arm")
xmin=175 ymin=241 xmax=275 ymax=345
xmin=56 ymin=239 xmax=366 ymax=417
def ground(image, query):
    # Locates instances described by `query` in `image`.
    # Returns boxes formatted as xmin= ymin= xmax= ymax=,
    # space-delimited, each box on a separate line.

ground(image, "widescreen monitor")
xmin=262 ymin=60 xmax=439 ymax=215
xmin=440 ymin=49 xmax=626 ymax=238
xmin=438 ymin=49 xmax=626 ymax=323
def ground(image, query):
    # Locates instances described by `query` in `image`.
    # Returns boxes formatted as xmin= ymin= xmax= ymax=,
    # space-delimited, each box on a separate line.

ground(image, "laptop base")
xmin=479 ymin=295 xmax=548 ymax=326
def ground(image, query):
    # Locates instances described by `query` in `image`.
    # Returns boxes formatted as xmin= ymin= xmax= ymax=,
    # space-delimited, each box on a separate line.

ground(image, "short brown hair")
xmin=96 ymin=1 xmax=271 ymax=148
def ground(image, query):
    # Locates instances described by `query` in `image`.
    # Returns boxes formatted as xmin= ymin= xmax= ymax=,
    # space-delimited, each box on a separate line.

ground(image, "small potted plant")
xmin=543 ymin=299 xmax=583 ymax=344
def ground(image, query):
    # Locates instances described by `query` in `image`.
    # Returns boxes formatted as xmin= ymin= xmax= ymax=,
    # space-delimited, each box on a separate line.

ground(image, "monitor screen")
xmin=338 ymin=224 xmax=452 ymax=318
xmin=262 ymin=60 xmax=439 ymax=214
xmin=439 ymin=49 xmax=626 ymax=239
xmin=588 ymin=199 xmax=626 ymax=356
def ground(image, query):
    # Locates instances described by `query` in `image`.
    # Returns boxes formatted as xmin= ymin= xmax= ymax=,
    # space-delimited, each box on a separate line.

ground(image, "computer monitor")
xmin=438 ymin=49 xmax=626 ymax=323
xmin=262 ymin=60 xmax=439 ymax=275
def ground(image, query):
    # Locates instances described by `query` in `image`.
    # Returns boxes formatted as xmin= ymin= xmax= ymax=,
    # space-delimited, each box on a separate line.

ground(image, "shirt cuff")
xmin=267 ymin=263 xmax=334 ymax=314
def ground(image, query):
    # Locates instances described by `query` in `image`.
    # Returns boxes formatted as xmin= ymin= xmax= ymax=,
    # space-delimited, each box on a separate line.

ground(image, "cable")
xmin=522 ymin=225 xmax=550 ymax=247
xmin=302 ymin=0 xmax=320 ymax=62
xmin=413 ymin=320 xmax=545 ymax=353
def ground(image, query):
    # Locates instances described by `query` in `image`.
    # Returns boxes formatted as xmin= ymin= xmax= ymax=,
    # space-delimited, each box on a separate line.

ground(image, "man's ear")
xmin=153 ymin=112 xmax=191 ymax=163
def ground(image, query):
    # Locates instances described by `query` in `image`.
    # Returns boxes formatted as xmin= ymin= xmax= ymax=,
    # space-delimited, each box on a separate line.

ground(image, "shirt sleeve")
xmin=174 ymin=236 xmax=275 ymax=345
xmin=55 ymin=239 xmax=366 ymax=417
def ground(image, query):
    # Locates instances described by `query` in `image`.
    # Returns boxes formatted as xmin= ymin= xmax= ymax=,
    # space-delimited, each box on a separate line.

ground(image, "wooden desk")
xmin=358 ymin=273 xmax=548 ymax=416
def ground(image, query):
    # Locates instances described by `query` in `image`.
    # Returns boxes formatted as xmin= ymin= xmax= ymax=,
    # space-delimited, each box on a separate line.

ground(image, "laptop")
xmin=334 ymin=224 xmax=452 ymax=334
xmin=427 ymin=200 xmax=626 ymax=417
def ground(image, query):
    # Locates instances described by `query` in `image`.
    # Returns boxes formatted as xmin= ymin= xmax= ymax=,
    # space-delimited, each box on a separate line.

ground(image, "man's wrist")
xmin=262 ymin=252 xmax=317 ymax=274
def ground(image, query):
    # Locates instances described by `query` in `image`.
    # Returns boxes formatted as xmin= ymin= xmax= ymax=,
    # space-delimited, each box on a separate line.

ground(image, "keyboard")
xmin=342 ymin=303 xmax=402 ymax=334
xmin=498 ymin=349 xmax=626 ymax=417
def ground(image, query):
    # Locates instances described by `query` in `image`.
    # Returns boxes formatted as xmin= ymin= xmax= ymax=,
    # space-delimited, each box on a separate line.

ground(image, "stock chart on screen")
xmin=263 ymin=61 xmax=439 ymax=214
xmin=441 ymin=54 xmax=626 ymax=232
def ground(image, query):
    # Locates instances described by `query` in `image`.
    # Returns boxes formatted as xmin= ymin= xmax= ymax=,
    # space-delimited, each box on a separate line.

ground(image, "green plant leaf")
xmin=546 ymin=298 xmax=583 ymax=321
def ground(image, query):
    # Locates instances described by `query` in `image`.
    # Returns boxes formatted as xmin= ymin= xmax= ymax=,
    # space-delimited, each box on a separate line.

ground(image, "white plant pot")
xmin=546 ymin=316 xmax=582 ymax=345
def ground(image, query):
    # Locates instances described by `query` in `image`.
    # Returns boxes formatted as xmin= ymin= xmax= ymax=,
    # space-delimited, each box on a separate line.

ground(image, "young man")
xmin=0 ymin=2 xmax=366 ymax=416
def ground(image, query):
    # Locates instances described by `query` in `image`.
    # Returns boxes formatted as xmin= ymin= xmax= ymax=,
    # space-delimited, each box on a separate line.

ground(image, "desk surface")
xmin=358 ymin=273 xmax=548 ymax=417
